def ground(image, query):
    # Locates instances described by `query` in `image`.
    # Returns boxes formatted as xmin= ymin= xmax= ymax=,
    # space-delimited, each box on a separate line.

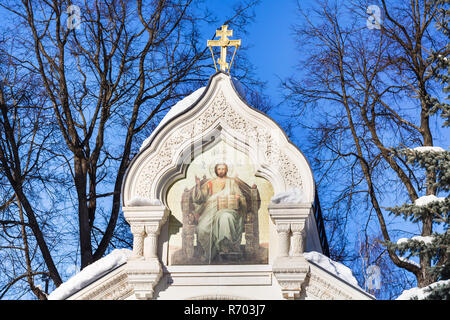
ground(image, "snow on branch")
xmin=412 ymin=146 xmax=446 ymax=153
xmin=396 ymin=280 xmax=450 ymax=300
xmin=397 ymin=236 xmax=434 ymax=245
xmin=414 ymin=195 xmax=446 ymax=206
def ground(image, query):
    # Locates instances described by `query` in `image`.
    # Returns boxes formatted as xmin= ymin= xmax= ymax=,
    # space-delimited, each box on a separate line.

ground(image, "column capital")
xmin=123 ymin=204 xmax=168 ymax=227
xmin=130 ymin=225 xmax=146 ymax=235
xmin=268 ymin=203 xmax=312 ymax=225
xmin=276 ymin=223 xmax=291 ymax=234
xmin=123 ymin=205 xmax=168 ymax=299
xmin=290 ymin=222 xmax=306 ymax=234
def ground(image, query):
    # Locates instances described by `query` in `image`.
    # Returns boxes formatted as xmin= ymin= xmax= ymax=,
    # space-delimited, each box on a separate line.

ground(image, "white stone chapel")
xmin=48 ymin=26 xmax=374 ymax=301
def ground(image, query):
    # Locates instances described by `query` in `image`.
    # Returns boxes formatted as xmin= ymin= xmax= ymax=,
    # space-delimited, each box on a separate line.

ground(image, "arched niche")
xmin=154 ymin=124 xmax=280 ymax=206
xmin=165 ymin=138 xmax=274 ymax=265
xmin=121 ymin=72 xmax=316 ymax=209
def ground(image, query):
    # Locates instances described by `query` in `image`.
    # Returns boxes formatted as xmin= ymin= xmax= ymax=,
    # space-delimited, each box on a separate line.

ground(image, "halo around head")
xmin=208 ymin=157 xmax=234 ymax=177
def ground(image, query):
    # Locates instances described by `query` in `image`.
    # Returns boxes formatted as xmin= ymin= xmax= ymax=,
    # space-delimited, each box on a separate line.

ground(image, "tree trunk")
xmin=74 ymin=156 xmax=93 ymax=268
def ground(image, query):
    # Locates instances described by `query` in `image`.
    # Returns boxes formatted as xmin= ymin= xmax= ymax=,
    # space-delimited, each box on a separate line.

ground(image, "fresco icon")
xmin=167 ymin=143 xmax=271 ymax=265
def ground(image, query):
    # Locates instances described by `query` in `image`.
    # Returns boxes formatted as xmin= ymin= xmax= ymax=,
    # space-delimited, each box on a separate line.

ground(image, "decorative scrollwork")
xmin=133 ymin=91 xmax=304 ymax=200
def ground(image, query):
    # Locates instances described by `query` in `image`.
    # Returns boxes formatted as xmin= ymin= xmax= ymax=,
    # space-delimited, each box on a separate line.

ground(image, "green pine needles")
xmin=387 ymin=148 xmax=449 ymax=299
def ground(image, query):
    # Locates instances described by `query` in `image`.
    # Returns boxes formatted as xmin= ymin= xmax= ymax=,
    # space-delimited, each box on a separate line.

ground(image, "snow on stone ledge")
xmin=48 ymin=249 xmax=132 ymax=300
xmin=396 ymin=279 xmax=450 ymax=300
xmin=270 ymin=187 xmax=304 ymax=204
xmin=414 ymin=195 xmax=446 ymax=206
xmin=127 ymin=197 xmax=162 ymax=206
xmin=412 ymin=146 xmax=445 ymax=153
xmin=140 ymin=87 xmax=206 ymax=152
xmin=303 ymin=251 xmax=360 ymax=287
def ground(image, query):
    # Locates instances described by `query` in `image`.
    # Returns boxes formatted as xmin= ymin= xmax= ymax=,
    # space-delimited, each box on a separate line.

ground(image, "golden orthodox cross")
xmin=207 ymin=25 xmax=241 ymax=73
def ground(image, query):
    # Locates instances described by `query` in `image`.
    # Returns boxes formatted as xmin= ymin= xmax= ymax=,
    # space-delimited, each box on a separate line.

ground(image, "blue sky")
xmin=205 ymin=0 xmax=300 ymax=106
xmin=1 ymin=0 xmax=447 ymax=298
xmin=241 ymin=0 xmax=299 ymax=100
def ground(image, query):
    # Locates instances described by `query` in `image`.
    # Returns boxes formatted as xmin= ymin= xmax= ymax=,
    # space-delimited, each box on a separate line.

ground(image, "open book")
xmin=217 ymin=194 xmax=239 ymax=210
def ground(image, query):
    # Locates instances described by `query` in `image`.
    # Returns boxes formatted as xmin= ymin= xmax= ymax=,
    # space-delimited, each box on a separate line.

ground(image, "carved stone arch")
xmin=153 ymin=123 xmax=290 ymax=207
xmin=122 ymin=72 xmax=316 ymax=208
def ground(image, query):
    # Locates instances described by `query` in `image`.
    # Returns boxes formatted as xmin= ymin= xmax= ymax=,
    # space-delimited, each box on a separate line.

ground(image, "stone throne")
xmin=174 ymin=174 xmax=263 ymax=265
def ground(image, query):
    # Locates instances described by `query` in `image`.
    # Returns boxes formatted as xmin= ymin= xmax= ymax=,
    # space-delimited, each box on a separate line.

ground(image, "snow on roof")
xmin=48 ymin=248 xmax=132 ymax=300
xmin=414 ymin=195 xmax=446 ymax=206
xmin=412 ymin=146 xmax=445 ymax=152
xmin=231 ymin=77 xmax=247 ymax=101
xmin=303 ymin=251 xmax=360 ymax=288
xmin=270 ymin=188 xmax=304 ymax=204
xmin=396 ymin=279 xmax=450 ymax=300
xmin=48 ymin=249 xmax=366 ymax=299
xmin=139 ymin=87 xmax=206 ymax=152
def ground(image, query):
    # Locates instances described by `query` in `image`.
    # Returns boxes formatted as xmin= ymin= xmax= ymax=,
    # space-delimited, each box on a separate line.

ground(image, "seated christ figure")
xmin=192 ymin=163 xmax=247 ymax=263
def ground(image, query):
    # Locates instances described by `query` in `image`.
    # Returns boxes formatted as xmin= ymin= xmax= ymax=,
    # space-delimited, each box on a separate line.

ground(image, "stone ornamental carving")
xmin=132 ymin=89 xmax=305 ymax=203
xmin=305 ymin=274 xmax=354 ymax=300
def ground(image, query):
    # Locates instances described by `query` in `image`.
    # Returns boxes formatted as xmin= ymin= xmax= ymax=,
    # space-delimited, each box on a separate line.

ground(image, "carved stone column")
xmin=123 ymin=204 xmax=168 ymax=300
xmin=276 ymin=223 xmax=291 ymax=257
xmin=130 ymin=225 xmax=146 ymax=260
xmin=269 ymin=203 xmax=312 ymax=300
xmin=290 ymin=223 xmax=306 ymax=257
xmin=144 ymin=224 xmax=160 ymax=260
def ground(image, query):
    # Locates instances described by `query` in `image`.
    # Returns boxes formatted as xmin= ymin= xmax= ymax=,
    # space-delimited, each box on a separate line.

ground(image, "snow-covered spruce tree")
xmin=390 ymin=0 xmax=450 ymax=300
xmin=387 ymin=147 xmax=450 ymax=300
xmin=428 ymin=0 xmax=450 ymax=127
